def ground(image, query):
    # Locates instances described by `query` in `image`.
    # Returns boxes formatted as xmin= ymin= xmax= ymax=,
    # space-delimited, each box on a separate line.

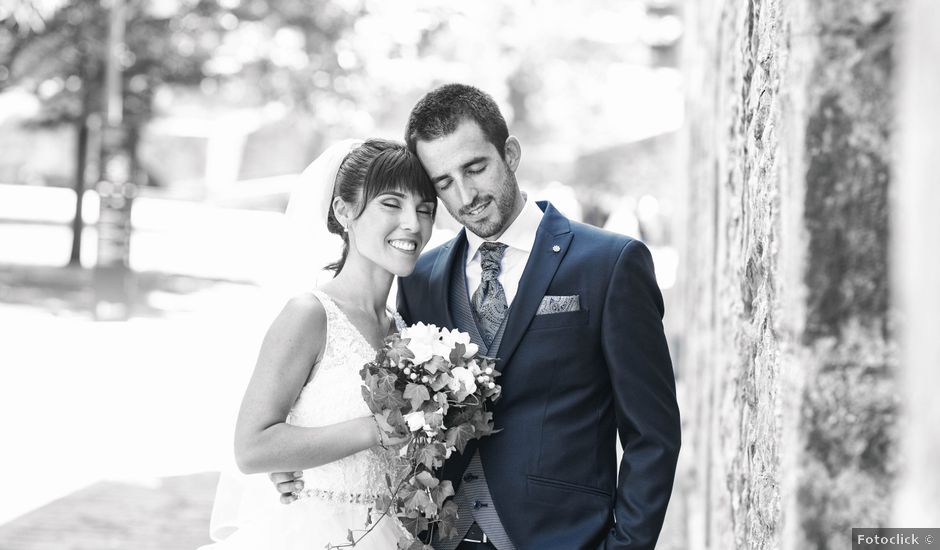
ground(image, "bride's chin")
xmin=393 ymin=264 xmax=418 ymax=277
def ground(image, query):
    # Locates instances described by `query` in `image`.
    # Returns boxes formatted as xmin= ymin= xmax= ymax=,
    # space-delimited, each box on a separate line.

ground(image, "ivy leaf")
xmin=444 ymin=423 xmax=475 ymax=454
xmin=470 ymin=410 xmax=495 ymax=436
xmin=453 ymin=385 xmax=472 ymax=403
xmin=430 ymin=373 xmax=452 ymax=392
xmin=415 ymin=470 xmax=439 ymax=489
xmin=403 ymin=383 xmax=431 ymax=411
xmin=374 ymin=410 xmax=396 ymax=433
xmin=424 ymin=410 xmax=444 ymax=431
xmin=434 ymin=479 xmax=455 ymax=501
xmin=437 ymin=500 xmax=460 ymax=540
xmin=361 ymin=385 xmax=381 ymax=413
xmin=374 ymin=368 xmax=400 ymax=395
xmin=423 ymin=355 xmax=447 ymax=374
xmin=384 ymin=408 xmax=406 ymax=433
xmin=447 ymin=405 xmax=476 ymax=426
xmin=449 ymin=343 xmax=466 ymax=367
xmin=415 ymin=443 xmax=444 ymax=469
xmin=404 ymin=488 xmax=431 ymax=511
xmin=375 ymin=494 xmax=392 ymax=513
xmin=387 ymin=336 xmax=415 ymax=365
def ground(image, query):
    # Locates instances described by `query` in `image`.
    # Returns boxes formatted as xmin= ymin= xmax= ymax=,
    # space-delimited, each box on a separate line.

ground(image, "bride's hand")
xmin=269 ymin=471 xmax=304 ymax=504
xmin=383 ymin=432 xmax=413 ymax=448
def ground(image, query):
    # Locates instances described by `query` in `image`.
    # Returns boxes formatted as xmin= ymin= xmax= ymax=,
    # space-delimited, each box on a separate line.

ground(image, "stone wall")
xmin=677 ymin=0 xmax=902 ymax=548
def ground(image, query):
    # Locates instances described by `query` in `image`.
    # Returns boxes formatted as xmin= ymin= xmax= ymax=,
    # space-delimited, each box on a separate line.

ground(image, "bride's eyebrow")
xmin=376 ymin=191 xmax=406 ymax=198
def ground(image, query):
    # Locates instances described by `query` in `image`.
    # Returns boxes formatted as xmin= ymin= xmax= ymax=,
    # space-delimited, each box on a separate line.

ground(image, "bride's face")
xmin=347 ymin=189 xmax=435 ymax=277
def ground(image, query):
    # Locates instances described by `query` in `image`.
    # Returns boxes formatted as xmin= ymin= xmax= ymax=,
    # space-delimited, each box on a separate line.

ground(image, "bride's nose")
xmin=398 ymin=205 xmax=419 ymax=231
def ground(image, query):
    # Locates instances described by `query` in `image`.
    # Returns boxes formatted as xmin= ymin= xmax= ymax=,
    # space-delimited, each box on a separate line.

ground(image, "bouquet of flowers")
xmin=329 ymin=322 xmax=502 ymax=550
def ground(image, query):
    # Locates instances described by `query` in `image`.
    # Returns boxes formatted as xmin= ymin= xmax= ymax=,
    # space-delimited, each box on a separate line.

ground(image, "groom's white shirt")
xmin=464 ymin=197 xmax=543 ymax=306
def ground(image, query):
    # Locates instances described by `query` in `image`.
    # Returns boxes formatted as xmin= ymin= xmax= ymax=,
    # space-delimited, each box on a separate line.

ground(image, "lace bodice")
xmin=286 ymin=290 xmax=395 ymax=505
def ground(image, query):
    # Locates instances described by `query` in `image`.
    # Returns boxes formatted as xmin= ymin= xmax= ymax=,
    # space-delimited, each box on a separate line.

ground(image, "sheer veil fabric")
xmin=206 ymin=139 xmax=363 ymax=543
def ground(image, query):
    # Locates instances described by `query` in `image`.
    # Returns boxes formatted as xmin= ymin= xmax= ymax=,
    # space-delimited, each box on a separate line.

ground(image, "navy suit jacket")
xmin=397 ymin=202 xmax=680 ymax=550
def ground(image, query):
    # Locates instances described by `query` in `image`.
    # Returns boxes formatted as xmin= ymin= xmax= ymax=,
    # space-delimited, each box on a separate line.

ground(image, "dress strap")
xmin=311 ymin=290 xmax=341 ymax=323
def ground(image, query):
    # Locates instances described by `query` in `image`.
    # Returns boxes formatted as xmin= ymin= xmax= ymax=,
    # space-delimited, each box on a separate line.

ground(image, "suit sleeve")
xmin=600 ymin=239 xmax=681 ymax=550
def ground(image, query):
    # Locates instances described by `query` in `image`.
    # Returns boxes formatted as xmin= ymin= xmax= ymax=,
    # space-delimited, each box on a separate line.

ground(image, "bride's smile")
xmin=344 ymin=190 xmax=434 ymax=277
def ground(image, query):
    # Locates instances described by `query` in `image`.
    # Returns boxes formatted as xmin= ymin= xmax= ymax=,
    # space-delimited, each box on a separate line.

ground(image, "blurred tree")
xmin=0 ymin=0 xmax=364 ymax=265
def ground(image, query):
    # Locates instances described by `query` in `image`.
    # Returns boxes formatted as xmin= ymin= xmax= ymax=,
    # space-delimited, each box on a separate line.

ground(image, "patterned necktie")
xmin=471 ymin=242 xmax=509 ymax=346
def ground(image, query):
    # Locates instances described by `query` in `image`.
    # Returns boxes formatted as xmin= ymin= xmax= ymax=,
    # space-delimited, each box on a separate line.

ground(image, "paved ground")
xmin=0 ymin=473 xmax=218 ymax=550
xmin=0 ymin=263 xmax=265 ymax=548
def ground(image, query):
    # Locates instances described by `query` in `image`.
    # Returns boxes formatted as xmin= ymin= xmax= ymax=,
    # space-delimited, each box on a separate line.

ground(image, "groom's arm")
xmin=600 ymin=239 xmax=681 ymax=550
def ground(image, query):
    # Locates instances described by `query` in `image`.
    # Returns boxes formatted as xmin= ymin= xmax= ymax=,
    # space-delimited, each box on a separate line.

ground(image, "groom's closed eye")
xmin=466 ymin=163 xmax=486 ymax=175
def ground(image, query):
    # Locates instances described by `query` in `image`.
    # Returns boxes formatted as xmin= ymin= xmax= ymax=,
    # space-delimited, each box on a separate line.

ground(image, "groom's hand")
xmin=269 ymin=471 xmax=304 ymax=504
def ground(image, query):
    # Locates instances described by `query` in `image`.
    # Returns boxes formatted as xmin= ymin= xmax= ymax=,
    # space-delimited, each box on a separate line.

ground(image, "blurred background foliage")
xmin=1 ymin=0 xmax=682 ymax=217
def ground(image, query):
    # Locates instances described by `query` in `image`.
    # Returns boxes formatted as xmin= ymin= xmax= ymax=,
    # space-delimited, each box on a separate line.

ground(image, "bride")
xmin=201 ymin=139 xmax=437 ymax=549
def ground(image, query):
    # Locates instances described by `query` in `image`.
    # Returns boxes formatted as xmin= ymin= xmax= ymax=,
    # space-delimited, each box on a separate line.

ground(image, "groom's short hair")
xmin=406 ymin=83 xmax=510 ymax=160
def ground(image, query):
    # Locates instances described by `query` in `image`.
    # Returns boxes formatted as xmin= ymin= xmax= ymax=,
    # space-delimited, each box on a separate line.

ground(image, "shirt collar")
xmin=465 ymin=197 xmax=543 ymax=265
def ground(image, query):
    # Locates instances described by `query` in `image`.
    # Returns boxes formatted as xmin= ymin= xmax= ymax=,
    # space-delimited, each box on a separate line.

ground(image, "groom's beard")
xmin=458 ymin=167 xmax=520 ymax=239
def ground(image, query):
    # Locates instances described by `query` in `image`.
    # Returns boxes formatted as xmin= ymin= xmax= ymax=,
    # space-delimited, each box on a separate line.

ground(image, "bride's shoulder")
xmin=269 ymin=293 xmax=329 ymax=336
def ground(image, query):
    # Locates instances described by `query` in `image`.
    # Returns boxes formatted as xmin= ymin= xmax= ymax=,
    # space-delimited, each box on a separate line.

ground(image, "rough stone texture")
xmin=893 ymin=0 xmax=940 ymax=528
xmin=678 ymin=0 xmax=902 ymax=548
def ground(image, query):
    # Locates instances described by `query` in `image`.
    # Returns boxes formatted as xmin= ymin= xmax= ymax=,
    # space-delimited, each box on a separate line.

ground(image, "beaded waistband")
xmin=296 ymin=487 xmax=382 ymax=505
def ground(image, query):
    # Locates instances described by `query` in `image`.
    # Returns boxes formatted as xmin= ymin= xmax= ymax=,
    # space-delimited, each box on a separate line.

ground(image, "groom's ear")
xmin=504 ymin=136 xmax=521 ymax=172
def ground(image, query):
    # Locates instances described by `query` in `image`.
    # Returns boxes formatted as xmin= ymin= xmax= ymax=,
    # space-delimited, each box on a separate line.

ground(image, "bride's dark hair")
xmin=325 ymin=139 xmax=437 ymax=275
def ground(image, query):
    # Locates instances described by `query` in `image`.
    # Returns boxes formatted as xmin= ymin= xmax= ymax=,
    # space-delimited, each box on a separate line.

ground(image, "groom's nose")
xmin=455 ymin=180 xmax=477 ymax=206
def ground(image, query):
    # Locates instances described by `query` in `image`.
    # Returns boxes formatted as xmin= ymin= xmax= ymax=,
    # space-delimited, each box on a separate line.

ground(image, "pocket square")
xmin=537 ymin=295 xmax=581 ymax=315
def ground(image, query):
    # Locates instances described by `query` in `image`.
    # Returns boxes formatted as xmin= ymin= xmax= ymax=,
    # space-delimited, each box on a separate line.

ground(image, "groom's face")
xmin=416 ymin=119 xmax=523 ymax=240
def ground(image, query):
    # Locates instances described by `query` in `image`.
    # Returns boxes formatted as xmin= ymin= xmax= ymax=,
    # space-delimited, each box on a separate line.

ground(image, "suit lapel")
xmin=496 ymin=202 xmax=572 ymax=371
xmin=427 ymin=230 xmax=467 ymax=329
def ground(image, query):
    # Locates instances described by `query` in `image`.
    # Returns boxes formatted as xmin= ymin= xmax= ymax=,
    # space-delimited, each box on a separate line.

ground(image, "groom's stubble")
xmin=447 ymin=162 xmax=522 ymax=240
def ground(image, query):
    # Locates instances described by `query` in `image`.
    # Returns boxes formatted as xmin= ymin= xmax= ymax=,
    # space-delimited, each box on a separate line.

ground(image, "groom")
xmin=397 ymin=84 xmax=680 ymax=550
xmin=276 ymin=84 xmax=681 ymax=549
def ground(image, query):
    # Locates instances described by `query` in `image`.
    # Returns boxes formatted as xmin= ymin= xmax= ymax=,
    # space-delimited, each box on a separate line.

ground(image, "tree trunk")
xmin=69 ymin=114 xmax=88 ymax=266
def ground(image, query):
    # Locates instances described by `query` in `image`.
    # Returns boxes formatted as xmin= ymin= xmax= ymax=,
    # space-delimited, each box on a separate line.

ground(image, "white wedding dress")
xmin=200 ymin=290 xmax=406 ymax=550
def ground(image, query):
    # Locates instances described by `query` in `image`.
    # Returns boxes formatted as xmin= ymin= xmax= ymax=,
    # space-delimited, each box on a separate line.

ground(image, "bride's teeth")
xmin=389 ymin=240 xmax=416 ymax=251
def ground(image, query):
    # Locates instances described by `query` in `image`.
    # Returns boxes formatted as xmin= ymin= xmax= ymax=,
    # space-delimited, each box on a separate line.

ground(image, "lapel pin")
xmin=552 ymin=245 xmax=561 ymax=253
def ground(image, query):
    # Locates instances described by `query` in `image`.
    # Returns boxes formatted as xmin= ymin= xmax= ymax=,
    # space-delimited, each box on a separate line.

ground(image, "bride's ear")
xmin=332 ymin=196 xmax=353 ymax=231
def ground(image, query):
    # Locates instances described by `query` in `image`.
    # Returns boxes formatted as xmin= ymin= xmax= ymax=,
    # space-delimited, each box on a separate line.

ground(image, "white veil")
xmin=278 ymin=138 xmax=365 ymax=297
xmin=207 ymin=139 xmax=363 ymax=542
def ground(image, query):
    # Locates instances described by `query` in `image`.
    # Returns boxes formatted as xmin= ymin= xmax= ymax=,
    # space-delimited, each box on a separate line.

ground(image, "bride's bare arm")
xmin=233 ymin=294 xmax=380 ymax=475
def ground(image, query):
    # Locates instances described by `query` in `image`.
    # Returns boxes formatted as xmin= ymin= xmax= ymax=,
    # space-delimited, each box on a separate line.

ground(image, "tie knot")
xmin=478 ymin=242 xmax=507 ymax=274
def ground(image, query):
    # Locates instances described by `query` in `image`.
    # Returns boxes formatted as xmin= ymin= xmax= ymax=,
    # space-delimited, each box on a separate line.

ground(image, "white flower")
xmin=401 ymin=322 xmax=453 ymax=364
xmin=400 ymin=322 xmax=440 ymax=365
xmin=451 ymin=366 xmax=478 ymax=395
xmin=441 ymin=328 xmax=479 ymax=358
xmin=403 ymin=411 xmax=426 ymax=432
xmin=468 ymin=360 xmax=482 ymax=376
